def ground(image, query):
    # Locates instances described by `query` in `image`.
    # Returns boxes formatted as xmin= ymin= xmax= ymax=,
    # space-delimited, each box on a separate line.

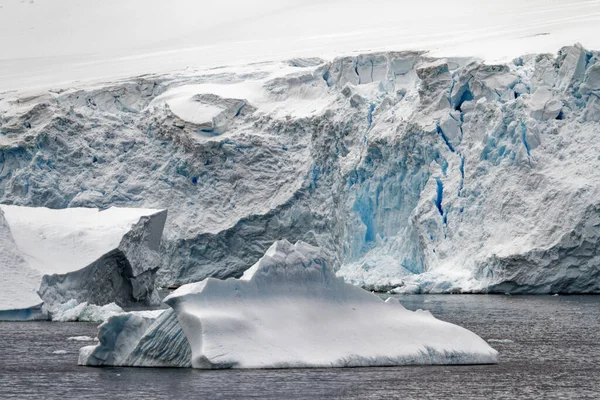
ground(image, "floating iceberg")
xmin=0 ymin=205 xmax=167 ymax=320
xmin=79 ymin=309 xmax=191 ymax=368
xmin=79 ymin=240 xmax=497 ymax=369
xmin=67 ymin=336 xmax=96 ymax=342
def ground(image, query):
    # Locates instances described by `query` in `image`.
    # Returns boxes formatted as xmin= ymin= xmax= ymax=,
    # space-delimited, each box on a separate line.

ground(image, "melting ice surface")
xmin=79 ymin=240 xmax=497 ymax=369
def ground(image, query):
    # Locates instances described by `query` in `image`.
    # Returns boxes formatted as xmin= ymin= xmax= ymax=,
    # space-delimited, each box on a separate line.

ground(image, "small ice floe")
xmin=66 ymin=336 xmax=96 ymax=342
xmin=52 ymin=350 xmax=68 ymax=355
xmin=487 ymin=339 xmax=514 ymax=344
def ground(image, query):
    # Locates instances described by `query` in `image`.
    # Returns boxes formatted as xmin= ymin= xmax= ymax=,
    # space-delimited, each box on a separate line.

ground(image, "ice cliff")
xmin=79 ymin=240 xmax=497 ymax=368
xmin=0 ymin=205 xmax=166 ymax=320
xmin=2 ymin=44 xmax=600 ymax=293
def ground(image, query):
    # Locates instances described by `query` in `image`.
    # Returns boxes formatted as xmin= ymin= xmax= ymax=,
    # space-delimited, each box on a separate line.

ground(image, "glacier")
xmin=0 ymin=205 xmax=167 ymax=320
xmin=79 ymin=240 xmax=497 ymax=368
xmin=2 ymin=45 xmax=600 ymax=294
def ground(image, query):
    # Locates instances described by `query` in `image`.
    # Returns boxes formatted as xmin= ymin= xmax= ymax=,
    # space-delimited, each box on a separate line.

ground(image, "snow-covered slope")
xmin=0 ymin=205 xmax=167 ymax=318
xmin=79 ymin=240 xmax=497 ymax=368
xmin=1 ymin=45 xmax=600 ymax=293
xmin=1 ymin=0 xmax=600 ymax=91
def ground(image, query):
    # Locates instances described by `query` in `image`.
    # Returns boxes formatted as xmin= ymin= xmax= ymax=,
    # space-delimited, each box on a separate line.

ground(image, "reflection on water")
xmin=1 ymin=295 xmax=598 ymax=399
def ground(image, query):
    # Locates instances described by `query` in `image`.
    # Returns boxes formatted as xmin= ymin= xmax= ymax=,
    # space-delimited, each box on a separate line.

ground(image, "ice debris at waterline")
xmin=0 ymin=205 xmax=167 ymax=321
xmin=3 ymin=45 xmax=600 ymax=294
xmin=68 ymin=336 xmax=97 ymax=342
xmin=79 ymin=240 xmax=497 ymax=369
xmin=50 ymin=299 xmax=124 ymax=323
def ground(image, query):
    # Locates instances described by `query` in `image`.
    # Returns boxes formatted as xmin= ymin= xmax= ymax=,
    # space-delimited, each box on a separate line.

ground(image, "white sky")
xmin=1 ymin=0 xmax=599 ymax=91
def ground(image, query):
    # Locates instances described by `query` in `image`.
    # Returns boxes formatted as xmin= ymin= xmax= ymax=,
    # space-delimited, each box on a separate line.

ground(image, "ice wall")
xmin=2 ymin=45 xmax=600 ymax=293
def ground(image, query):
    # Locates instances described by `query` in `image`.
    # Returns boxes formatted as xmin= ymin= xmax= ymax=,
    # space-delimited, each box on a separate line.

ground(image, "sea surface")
xmin=1 ymin=295 xmax=598 ymax=400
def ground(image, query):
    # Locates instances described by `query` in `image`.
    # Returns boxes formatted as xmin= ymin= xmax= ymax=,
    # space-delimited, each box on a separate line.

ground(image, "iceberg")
xmin=79 ymin=309 xmax=192 ymax=368
xmin=0 ymin=207 xmax=46 ymax=320
xmin=0 ymin=205 xmax=167 ymax=320
xmin=79 ymin=240 xmax=497 ymax=369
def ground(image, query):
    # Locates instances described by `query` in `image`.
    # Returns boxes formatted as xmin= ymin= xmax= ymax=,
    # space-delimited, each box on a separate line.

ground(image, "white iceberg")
xmin=79 ymin=240 xmax=497 ymax=369
xmin=0 ymin=205 xmax=167 ymax=320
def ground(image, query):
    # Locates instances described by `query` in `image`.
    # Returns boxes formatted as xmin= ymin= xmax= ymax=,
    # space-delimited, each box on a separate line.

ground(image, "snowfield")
xmin=0 ymin=205 xmax=166 ymax=319
xmin=1 ymin=0 xmax=600 ymax=296
xmin=1 ymin=0 xmax=599 ymax=91
xmin=2 ymin=44 xmax=600 ymax=294
xmin=79 ymin=240 xmax=498 ymax=368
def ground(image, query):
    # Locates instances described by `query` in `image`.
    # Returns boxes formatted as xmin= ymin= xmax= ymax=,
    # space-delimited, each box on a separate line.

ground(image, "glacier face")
xmin=2 ymin=45 xmax=600 ymax=293
xmin=80 ymin=240 xmax=497 ymax=369
xmin=0 ymin=205 xmax=167 ymax=318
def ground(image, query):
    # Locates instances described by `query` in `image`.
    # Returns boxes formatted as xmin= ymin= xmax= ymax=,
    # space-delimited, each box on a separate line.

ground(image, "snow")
xmin=149 ymin=70 xmax=334 ymax=125
xmin=80 ymin=240 xmax=497 ymax=369
xmin=1 ymin=1 xmax=600 ymax=93
xmin=0 ymin=207 xmax=44 ymax=312
xmin=0 ymin=205 xmax=167 ymax=317
xmin=78 ymin=309 xmax=171 ymax=367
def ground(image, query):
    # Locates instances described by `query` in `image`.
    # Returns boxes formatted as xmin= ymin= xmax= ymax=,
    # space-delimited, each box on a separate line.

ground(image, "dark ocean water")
xmin=1 ymin=295 xmax=598 ymax=400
